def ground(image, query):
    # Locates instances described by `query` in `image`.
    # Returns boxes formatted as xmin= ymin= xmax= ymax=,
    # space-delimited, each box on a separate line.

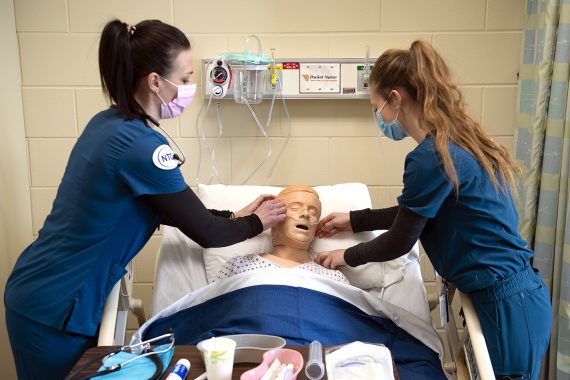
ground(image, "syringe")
xmin=305 ymin=340 xmax=325 ymax=380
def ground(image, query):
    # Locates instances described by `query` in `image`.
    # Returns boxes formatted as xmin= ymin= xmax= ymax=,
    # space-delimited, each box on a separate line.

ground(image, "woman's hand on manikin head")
xmin=253 ymin=199 xmax=287 ymax=231
xmin=316 ymin=212 xmax=352 ymax=238
xmin=235 ymin=194 xmax=277 ymax=218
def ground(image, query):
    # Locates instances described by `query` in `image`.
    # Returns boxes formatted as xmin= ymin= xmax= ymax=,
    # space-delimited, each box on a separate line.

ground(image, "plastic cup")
xmin=198 ymin=337 xmax=237 ymax=380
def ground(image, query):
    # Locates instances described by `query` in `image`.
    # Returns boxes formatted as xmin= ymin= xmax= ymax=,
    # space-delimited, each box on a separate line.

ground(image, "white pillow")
xmin=198 ymin=184 xmax=282 ymax=283
xmin=199 ymin=183 xmax=415 ymax=289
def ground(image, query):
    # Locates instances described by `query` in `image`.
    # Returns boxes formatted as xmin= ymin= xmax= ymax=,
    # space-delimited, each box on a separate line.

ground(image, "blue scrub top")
xmin=397 ymin=136 xmax=532 ymax=293
xmin=5 ymin=107 xmax=187 ymax=336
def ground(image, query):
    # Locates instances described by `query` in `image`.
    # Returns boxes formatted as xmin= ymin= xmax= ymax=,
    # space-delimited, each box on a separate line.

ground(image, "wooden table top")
xmin=71 ymin=345 xmax=399 ymax=379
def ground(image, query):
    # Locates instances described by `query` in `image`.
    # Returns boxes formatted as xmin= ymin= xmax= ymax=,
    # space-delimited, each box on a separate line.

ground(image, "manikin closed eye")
xmin=272 ymin=186 xmax=322 ymax=251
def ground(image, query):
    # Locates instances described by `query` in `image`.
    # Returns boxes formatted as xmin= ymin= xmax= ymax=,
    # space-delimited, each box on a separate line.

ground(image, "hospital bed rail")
xmin=98 ymin=261 xmax=146 ymax=346
xmin=458 ymin=290 xmax=494 ymax=379
xmin=433 ymin=275 xmax=494 ymax=380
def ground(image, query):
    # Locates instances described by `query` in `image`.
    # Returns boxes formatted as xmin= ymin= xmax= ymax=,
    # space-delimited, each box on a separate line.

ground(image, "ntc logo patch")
xmin=152 ymin=145 xmax=177 ymax=170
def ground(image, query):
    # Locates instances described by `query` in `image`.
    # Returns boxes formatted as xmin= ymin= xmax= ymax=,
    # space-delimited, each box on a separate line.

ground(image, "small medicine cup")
xmin=198 ymin=337 xmax=237 ymax=380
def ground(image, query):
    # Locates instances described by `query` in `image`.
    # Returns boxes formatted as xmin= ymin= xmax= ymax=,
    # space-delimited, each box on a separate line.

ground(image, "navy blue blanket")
xmin=141 ymin=285 xmax=445 ymax=379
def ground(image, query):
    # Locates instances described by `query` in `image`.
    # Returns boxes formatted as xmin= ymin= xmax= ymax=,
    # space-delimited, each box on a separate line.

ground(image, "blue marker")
xmin=166 ymin=358 xmax=190 ymax=380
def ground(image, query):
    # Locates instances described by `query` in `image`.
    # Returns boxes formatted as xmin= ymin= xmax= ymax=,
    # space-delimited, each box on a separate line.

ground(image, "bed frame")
xmin=97 ymin=261 xmax=145 ymax=346
xmin=435 ymin=277 xmax=495 ymax=379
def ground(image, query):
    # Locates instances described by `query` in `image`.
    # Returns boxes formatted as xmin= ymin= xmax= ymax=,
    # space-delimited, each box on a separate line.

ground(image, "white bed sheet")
xmin=152 ymin=225 xmax=206 ymax=315
xmin=152 ymin=182 xmax=433 ymax=336
xmin=152 ymin=225 xmax=433 ymax=328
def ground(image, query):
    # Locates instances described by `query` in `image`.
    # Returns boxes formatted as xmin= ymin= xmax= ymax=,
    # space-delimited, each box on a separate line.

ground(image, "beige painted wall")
xmin=8 ymin=0 xmax=524 ymax=372
xmin=1 ymin=0 xmax=34 ymax=378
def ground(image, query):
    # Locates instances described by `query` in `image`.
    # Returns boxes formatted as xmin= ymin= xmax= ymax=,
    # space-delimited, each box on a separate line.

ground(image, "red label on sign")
xmin=282 ymin=62 xmax=300 ymax=69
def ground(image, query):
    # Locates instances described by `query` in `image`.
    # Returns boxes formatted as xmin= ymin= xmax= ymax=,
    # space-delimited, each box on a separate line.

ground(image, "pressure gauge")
xmin=207 ymin=57 xmax=230 ymax=99
xmin=211 ymin=66 xmax=229 ymax=85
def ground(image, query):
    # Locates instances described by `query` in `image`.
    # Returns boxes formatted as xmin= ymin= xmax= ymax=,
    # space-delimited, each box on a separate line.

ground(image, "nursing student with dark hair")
xmin=316 ymin=40 xmax=552 ymax=379
xmin=4 ymin=19 xmax=286 ymax=380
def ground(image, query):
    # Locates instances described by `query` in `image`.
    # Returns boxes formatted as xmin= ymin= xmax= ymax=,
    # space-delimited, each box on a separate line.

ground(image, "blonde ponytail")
xmin=371 ymin=40 xmax=520 ymax=194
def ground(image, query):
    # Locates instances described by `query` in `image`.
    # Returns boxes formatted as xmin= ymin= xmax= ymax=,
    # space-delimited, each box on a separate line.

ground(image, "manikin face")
xmin=272 ymin=188 xmax=321 ymax=250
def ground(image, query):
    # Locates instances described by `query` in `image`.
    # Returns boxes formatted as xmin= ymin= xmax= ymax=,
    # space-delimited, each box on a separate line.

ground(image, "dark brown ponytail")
xmin=98 ymin=19 xmax=190 ymax=120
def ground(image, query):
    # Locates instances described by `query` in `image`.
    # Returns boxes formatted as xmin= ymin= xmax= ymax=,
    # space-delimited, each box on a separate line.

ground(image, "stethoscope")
xmin=145 ymin=114 xmax=187 ymax=167
xmin=64 ymin=333 xmax=175 ymax=380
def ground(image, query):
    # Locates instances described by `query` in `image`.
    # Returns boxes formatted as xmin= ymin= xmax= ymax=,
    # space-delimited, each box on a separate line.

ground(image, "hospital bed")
xmin=99 ymin=183 xmax=493 ymax=379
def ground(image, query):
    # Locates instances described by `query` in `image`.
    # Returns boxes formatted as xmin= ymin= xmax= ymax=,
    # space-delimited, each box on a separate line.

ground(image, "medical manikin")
xmin=215 ymin=185 xmax=348 ymax=284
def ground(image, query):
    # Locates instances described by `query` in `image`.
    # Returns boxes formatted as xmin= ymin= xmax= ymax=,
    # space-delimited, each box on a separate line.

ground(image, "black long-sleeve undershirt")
xmin=142 ymin=187 xmax=262 ymax=248
xmin=349 ymin=206 xmax=400 ymax=232
xmin=345 ymin=206 xmax=428 ymax=267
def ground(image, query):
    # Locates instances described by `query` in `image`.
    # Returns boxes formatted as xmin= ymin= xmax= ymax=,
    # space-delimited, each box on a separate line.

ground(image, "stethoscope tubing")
xmin=145 ymin=114 xmax=186 ymax=167
xmin=64 ymin=332 xmax=173 ymax=380
xmin=66 ymin=351 xmax=162 ymax=380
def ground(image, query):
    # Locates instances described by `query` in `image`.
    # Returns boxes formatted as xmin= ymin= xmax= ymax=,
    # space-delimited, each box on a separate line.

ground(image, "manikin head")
xmin=271 ymin=185 xmax=322 ymax=250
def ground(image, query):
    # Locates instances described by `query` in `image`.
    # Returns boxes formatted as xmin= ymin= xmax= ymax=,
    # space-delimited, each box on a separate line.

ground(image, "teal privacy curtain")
xmin=516 ymin=0 xmax=570 ymax=377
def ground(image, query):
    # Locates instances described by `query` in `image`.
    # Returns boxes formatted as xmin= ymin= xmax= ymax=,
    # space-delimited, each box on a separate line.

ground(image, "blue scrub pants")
xmin=471 ymin=266 xmax=552 ymax=379
xmin=6 ymin=306 xmax=97 ymax=380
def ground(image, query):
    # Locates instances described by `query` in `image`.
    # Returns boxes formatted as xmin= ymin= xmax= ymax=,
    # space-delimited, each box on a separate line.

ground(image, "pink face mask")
xmin=156 ymin=76 xmax=196 ymax=119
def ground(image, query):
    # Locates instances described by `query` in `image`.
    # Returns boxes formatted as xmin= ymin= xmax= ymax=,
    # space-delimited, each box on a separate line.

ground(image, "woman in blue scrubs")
xmin=4 ymin=19 xmax=286 ymax=380
xmin=316 ymin=40 xmax=552 ymax=379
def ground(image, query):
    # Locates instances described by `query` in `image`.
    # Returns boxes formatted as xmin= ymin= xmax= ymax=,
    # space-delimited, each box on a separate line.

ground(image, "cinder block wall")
xmin=13 ymin=0 xmax=523 ymax=347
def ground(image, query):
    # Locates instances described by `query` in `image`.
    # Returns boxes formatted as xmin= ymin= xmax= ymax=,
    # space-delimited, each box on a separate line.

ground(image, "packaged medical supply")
xmin=325 ymin=341 xmax=395 ymax=380
xmin=165 ymin=358 xmax=190 ymax=380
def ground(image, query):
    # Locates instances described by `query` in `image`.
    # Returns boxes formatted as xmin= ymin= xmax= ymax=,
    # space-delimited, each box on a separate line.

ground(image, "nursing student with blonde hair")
xmin=316 ymin=40 xmax=552 ymax=379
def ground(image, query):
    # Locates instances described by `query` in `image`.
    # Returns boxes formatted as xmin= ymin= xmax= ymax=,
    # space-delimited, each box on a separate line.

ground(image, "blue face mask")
xmin=376 ymin=100 xmax=407 ymax=141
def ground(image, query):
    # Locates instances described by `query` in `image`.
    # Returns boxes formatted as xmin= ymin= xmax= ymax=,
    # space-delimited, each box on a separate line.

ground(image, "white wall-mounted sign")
xmin=299 ymin=63 xmax=341 ymax=93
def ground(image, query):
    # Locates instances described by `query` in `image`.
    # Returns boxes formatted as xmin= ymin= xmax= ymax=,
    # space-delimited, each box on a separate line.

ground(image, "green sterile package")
xmin=324 ymin=341 xmax=395 ymax=380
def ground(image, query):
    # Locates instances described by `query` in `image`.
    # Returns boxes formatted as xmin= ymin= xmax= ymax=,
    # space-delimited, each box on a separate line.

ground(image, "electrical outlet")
xmin=357 ymin=64 xmax=372 ymax=91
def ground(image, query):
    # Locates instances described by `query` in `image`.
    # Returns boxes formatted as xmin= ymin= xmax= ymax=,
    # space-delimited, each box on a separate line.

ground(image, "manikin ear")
xmin=147 ymin=72 xmax=161 ymax=93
